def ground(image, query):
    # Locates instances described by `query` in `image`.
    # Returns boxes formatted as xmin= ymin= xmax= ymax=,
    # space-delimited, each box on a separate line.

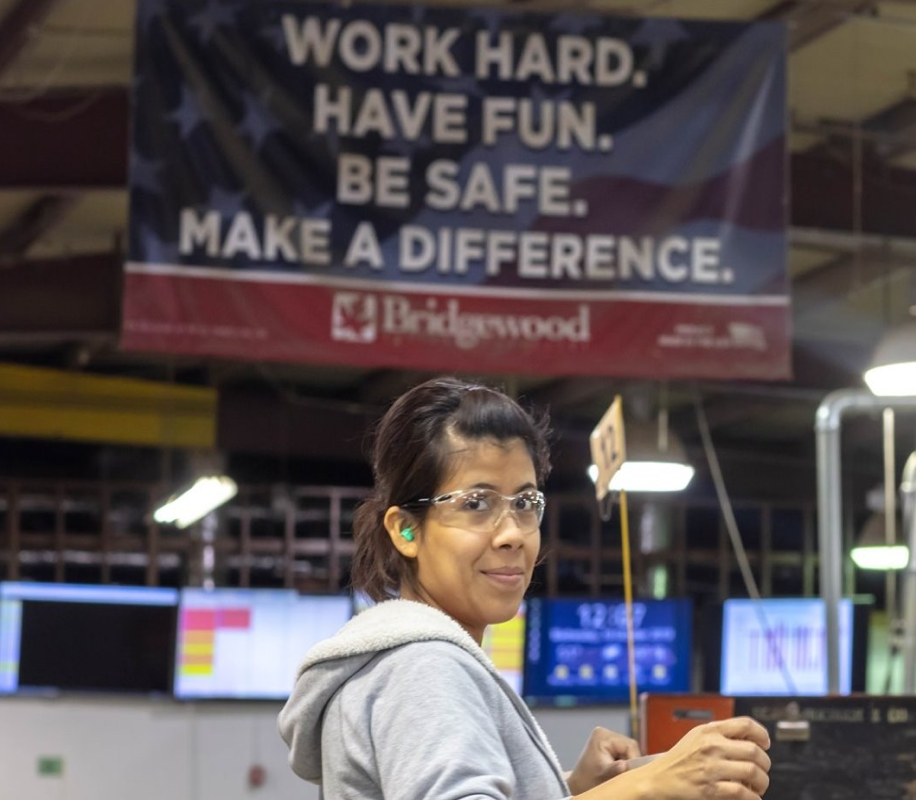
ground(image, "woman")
xmin=279 ymin=376 xmax=770 ymax=799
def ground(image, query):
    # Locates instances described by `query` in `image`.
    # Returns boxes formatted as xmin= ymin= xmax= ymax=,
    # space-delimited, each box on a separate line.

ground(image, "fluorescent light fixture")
xmin=850 ymin=545 xmax=909 ymax=571
xmin=864 ymin=320 xmax=916 ymax=396
xmin=609 ymin=461 xmax=695 ymax=493
xmin=588 ymin=460 xmax=695 ymax=492
xmin=154 ymin=475 xmax=238 ymax=528
xmin=588 ymin=417 xmax=695 ymax=493
xmin=864 ymin=363 xmax=916 ymax=397
xmin=851 ymin=511 xmax=908 ymax=571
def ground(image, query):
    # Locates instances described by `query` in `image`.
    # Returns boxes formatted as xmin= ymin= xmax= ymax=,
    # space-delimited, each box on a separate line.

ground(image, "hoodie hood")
xmin=278 ymin=599 xmax=492 ymax=783
xmin=277 ymin=599 xmax=564 ymax=786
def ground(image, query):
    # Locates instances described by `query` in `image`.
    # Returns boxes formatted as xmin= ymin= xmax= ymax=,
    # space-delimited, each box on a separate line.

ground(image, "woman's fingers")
xmin=601 ymin=733 xmax=640 ymax=761
xmin=711 ymin=716 xmax=771 ymax=750
xmin=713 ymin=757 xmax=771 ymax=795
xmin=731 ymin=738 xmax=772 ymax=773
xmin=712 ymin=781 xmax=768 ymax=800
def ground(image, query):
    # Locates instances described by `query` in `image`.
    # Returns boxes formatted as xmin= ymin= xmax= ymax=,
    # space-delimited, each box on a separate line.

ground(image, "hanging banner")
xmin=123 ymin=0 xmax=789 ymax=379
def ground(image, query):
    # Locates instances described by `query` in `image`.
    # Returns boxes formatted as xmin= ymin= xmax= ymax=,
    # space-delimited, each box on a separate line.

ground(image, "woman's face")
xmin=395 ymin=436 xmax=541 ymax=644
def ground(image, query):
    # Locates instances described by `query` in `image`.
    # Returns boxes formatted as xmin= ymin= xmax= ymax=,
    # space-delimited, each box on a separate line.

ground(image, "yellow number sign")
xmin=589 ymin=396 xmax=626 ymax=501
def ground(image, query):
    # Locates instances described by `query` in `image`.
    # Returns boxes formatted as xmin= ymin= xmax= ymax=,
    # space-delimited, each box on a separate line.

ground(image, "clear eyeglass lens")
xmin=434 ymin=489 xmax=545 ymax=533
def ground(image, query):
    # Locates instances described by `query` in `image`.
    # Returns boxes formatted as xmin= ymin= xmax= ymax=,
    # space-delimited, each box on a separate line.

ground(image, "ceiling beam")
xmin=760 ymin=0 xmax=878 ymax=51
xmin=796 ymin=100 xmax=916 ymax=165
xmin=0 ymin=194 xmax=78 ymax=261
xmin=671 ymin=344 xmax=862 ymax=436
xmin=0 ymin=362 xmax=216 ymax=449
xmin=791 ymin=151 xmax=916 ymax=239
xmin=0 ymin=0 xmax=60 ymax=76
xmin=218 ymin=386 xmax=378 ymax=461
xmin=0 ymin=253 xmax=121 ymax=342
xmin=671 ymin=394 xmax=787 ymax=439
xmin=792 ymin=249 xmax=914 ymax=310
xmin=0 ymin=88 xmax=128 ymax=188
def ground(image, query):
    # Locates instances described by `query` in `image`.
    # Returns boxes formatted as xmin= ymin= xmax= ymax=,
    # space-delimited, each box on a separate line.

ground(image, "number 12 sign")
xmin=589 ymin=396 xmax=626 ymax=502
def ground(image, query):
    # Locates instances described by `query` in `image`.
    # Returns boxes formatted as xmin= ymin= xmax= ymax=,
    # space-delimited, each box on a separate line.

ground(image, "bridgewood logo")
xmin=330 ymin=291 xmax=591 ymax=349
xmin=331 ymin=292 xmax=377 ymax=342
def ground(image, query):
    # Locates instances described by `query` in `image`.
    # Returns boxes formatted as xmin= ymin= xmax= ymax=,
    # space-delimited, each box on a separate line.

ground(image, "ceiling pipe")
xmin=900 ymin=451 xmax=916 ymax=692
xmin=791 ymin=226 xmax=916 ymax=256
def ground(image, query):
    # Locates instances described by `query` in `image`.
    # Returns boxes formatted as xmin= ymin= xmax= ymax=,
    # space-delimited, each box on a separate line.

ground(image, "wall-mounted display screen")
xmin=0 ymin=582 xmax=178 ymax=695
xmin=173 ymin=589 xmax=351 ymax=700
xmin=524 ymin=597 xmax=693 ymax=706
xmin=720 ymin=598 xmax=856 ymax=695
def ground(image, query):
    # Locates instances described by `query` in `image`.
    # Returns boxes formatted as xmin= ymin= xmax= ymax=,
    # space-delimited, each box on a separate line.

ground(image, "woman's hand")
xmin=634 ymin=717 xmax=771 ymax=800
xmin=566 ymin=727 xmax=642 ymax=795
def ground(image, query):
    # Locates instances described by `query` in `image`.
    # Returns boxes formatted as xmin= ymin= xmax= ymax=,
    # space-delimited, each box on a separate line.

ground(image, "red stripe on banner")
xmin=182 ymin=608 xmax=216 ymax=630
xmin=216 ymin=607 xmax=252 ymax=629
xmin=121 ymin=271 xmax=792 ymax=380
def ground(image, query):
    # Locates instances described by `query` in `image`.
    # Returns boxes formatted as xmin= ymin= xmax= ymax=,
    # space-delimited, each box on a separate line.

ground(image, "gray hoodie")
xmin=278 ymin=599 xmax=571 ymax=799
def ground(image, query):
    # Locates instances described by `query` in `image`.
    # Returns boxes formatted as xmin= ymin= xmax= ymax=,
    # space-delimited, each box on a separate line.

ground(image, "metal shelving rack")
xmin=0 ymin=481 xmax=817 ymax=598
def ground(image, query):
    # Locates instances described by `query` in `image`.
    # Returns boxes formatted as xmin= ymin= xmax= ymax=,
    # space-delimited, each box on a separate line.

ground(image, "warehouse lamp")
xmin=154 ymin=475 xmax=238 ymax=528
xmin=864 ymin=319 xmax=916 ymax=396
xmin=851 ymin=512 xmax=909 ymax=570
xmin=588 ymin=418 xmax=694 ymax=493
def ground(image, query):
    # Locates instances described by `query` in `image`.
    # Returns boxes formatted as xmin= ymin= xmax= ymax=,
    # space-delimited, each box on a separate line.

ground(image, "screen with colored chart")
xmin=524 ymin=597 xmax=693 ymax=706
xmin=173 ymin=589 xmax=352 ymax=699
xmin=481 ymin=601 xmax=526 ymax=695
xmin=720 ymin=598 xmax=854 ymax=696
xmin=0 ymin=582 xmax=178 ymax=695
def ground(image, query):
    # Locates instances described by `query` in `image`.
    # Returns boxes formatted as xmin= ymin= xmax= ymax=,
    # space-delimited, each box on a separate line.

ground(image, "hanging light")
xmin=864 ymin=319 xmax=916 ymax=396
xmin=851 ymin=512 xmax=909 ymax=570
xmin=154 ymin=475 xmax=238 ymax=528
xmin=589 ymin=418 xmax=694 ymax=493
xmin=609 ymin=461 xmax=694 ymax=492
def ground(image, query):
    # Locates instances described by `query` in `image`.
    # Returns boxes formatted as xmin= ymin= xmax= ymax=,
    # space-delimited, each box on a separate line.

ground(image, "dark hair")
xmin=350 ymin=376 xmax=551 ymax=601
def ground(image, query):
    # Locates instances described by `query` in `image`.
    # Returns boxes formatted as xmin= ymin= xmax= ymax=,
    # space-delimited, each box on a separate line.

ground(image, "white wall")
xmin=0 ymin=697 xmax=317 ymax=800
xmin=0 ymin=696 xmax=632 ymax=800
xmin=535 ymin=705 xmax=633 ymax=766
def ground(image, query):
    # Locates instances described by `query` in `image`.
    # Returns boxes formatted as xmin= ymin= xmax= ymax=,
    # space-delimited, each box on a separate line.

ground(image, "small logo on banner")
xmin=331 ymin=292 xmax=377 ymax=343
xmin=727 ymin=322 xmax=766 ymax=351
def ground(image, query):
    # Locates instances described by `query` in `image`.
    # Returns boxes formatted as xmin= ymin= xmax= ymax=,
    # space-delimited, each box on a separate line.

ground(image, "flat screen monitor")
xmin=0 ymin=582 xmax=178 ymax=695
xmin=720 ymin=597 xmax=859 ymax=695
xmin=524 ymin=597 xmax=693 ymax=706
xmin=173 ymin=589 xmax=352 ymax=700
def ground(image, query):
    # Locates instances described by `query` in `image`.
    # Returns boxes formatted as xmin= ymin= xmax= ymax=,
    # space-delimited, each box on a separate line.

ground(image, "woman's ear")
xmin=383 ymin=506 xmax=419 ymax=559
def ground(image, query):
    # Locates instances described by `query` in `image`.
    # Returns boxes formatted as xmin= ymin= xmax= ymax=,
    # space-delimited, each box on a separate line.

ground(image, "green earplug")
xmin=400 ymin=527 xmax=414 ymax=542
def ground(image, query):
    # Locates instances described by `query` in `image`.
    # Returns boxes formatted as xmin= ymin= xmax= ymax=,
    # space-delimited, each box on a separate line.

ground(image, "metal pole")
xmin=900 ymin=452 xmax=916 ymax=692
xmin=816 ymin=402 xmax=844 ymax=694
xmin=815 ymin=390 xmax=916 ymax=694
xmin=884 ymin=410 xmax=897 ymax=630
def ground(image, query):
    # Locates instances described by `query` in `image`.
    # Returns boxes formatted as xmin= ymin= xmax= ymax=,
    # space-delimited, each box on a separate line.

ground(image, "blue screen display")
xmin=524 ymin=598 xmax=693 ymax=705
